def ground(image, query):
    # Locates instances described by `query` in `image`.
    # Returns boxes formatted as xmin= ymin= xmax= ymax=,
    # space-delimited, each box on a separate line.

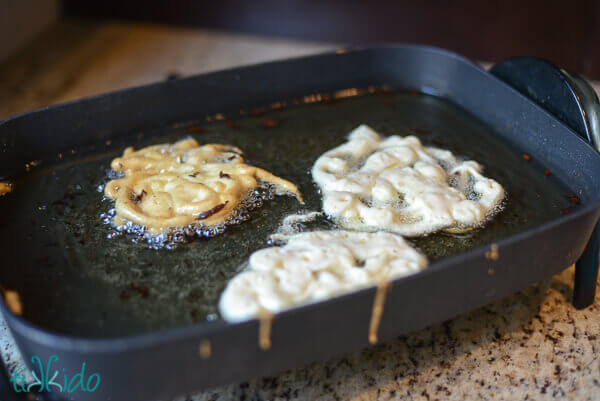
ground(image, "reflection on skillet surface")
xmin=0 ymin=90 xmax=574 ymax=337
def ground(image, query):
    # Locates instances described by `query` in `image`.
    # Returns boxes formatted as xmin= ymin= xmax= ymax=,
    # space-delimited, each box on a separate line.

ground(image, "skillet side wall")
xmin=5 ymin=209 xmax=598 ymax=401
xmin=2 ymin=47 xmax=599 ymax=198
xmin=1 ymin=46 xmax=600 ymax=401
xmin=371 ymin=47 xmax=600 ymax=201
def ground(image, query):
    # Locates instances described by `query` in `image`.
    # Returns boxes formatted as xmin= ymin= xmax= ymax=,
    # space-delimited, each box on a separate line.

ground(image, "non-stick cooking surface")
xmin=0 ymin=90 xmax=573 ymax=337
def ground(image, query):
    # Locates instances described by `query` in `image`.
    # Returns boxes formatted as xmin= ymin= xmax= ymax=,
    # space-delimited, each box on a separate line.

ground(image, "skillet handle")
xmin=491 ymin=57 xmax=600 ymax=309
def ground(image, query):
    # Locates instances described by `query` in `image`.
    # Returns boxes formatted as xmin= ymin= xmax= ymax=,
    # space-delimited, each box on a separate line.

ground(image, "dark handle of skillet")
xmin=491 ymin=57 xmax=600 ymax=309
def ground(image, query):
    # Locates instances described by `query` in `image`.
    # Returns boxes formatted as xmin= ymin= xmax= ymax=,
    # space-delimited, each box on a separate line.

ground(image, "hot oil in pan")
xmin=0 ymin=91 xmax=574 ymax=337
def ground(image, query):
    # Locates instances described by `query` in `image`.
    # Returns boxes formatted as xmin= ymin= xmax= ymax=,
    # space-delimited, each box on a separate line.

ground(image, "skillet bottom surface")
xmin=0 ymin=91 xmax=573 ymax=337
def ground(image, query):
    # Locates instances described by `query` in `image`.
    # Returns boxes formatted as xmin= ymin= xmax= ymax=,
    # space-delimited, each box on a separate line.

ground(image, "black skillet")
xmin=0 ymin=46 xmax=599 ymax=401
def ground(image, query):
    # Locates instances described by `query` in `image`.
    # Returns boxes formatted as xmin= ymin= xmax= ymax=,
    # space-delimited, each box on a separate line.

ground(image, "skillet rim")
xmin=1 ymin=44 xmax=600 ymax=351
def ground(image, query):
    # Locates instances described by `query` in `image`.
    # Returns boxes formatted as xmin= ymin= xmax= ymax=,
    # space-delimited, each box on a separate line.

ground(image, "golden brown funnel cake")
xmin=105 ymin=138 xmax=302 ymax=234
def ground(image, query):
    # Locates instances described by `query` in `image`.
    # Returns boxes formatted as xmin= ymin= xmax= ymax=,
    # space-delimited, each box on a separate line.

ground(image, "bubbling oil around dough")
xmin=312 ymin=125 xmax=506 ymax=236
xmin=102 ymin=139 xmax=303 ymax=248
xmin=218 ymin=230 xmax=427 ymax=322
xmin=102 ymin=182 xmax=288 ymax=249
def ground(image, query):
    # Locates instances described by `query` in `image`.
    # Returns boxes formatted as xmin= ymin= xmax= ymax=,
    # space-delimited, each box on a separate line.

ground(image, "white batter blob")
xmin=312 ymin=125 xmax=505 ymax=236
xmin=219 ymin=230 xmax=427 ymax=322
xmin=105 ymin=138 xmax=302 ymax=234
xmin=268 ymin=210 xmax=323 ymax=243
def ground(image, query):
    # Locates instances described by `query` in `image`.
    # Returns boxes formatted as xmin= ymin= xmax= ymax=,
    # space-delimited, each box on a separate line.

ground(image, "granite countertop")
xmin=1 ymin=19 xmax=599 ymax=401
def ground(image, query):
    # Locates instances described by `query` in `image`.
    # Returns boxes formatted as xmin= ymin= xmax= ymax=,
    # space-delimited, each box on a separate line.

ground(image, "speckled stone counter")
xmin=1 ymin=19 xmax=599 ymax=401
xmin=174 ymin=266 xmax=600 ymax=401
xmin=2 ymin=266 xmax=599 ymax=400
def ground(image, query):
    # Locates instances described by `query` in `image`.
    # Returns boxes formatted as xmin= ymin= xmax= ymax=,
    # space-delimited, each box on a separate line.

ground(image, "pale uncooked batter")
xmin=312 ymin=125 xmax=505 ymax=236
xmin=105 ymin=138 xmax=302 ymax=233
xmin=269 ymin=210 xmax=323 ymax=243
xmin=219 ymin=230 xmax=427 ymax=322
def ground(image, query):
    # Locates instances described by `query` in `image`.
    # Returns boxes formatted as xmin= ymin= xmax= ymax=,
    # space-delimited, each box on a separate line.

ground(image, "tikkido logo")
xmin=10 ymin=355 xmax=101 ymax=394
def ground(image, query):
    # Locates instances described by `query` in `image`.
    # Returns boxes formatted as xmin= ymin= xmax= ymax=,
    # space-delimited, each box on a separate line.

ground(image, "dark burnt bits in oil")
xmin=119 ymin=282 xmax=150 ymax=301
xmin=101 ymin=184 xmax=279 ymax=249
xmin=322 ymin=95 xmax=336 ymax=104
xmin=566 ymin=193 xmax=581 ymax=205
xmin=373 ymin=85 xmax=393 ymax=96
xmin=6 ymin=87 xmax=578 ymax=336
xmin=49 ymin=184 xmax=86 ymax=218
xmin=406 ymin=89 xmax=423 ymax=97
xmin=259 ymin=119 xmax=278 ymax=129
xmin=190 ymin=309 xmax=200 ymax=322
xmin=225 ymin=121 xmax=240 ymax=129
xmin=129 ymin=189 xmax=147 ymax=205
xmin=219 ymin=171 xmax=231 ymax=179
xmin=559 ymin=192 xmax=581 ymax=214
xmin=24 ymin=160 xmax=42 ymax=172
xmin=34 ymin=256 xmax=49 ymax=264
xmin=129 ymin=282 xmax=150 ymax=298
xmin=196 ymin=202 xmax=228 ymax=221
xmin=185 ymin=125 xmax=206 ymax=134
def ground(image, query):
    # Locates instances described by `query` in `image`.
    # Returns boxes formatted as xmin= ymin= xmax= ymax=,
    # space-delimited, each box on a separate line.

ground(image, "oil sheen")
xmin=0 ymin=90 xmax=574 ymax=336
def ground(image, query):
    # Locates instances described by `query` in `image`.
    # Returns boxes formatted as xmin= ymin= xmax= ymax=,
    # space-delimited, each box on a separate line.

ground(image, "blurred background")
xmin=2 ymin=0 xmax=599 ymax=118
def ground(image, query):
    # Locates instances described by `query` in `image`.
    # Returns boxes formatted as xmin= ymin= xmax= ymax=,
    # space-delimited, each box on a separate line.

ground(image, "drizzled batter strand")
xmin=368 ymin=281 xmax=391 ymax=344
xmin=219 ymin=230 xmax=427 ymax=322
